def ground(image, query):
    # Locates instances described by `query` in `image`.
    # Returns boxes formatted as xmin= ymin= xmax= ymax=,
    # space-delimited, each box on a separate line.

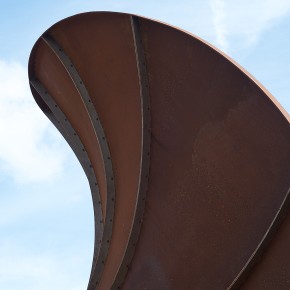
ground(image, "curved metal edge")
xmin=227 ymin=187 xmax=290 ymax=289
xmin=29 ymin=78 xmax=104 ymax=248
xmin=42 ymin=11 xmax=289 ymax=123
xmin=111 ymin=15 xmax=151 ymax=290
xmin=129 ymin=13 xmax=290 ymax=123
xmin=40 ymin=35 xmax=116 ymax=289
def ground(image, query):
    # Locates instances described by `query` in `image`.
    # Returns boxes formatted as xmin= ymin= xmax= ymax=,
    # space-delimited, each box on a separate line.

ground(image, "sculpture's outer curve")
xmin=29 ymin=12 xmax=290 ymax=290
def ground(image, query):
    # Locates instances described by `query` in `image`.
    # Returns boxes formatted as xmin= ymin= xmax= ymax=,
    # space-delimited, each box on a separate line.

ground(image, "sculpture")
xmin=29 ymin=12 xmax=290 ymax=290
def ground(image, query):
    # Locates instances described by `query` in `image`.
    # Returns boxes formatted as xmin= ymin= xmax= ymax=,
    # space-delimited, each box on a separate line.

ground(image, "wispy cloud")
xmin=210 ymin=0 xmax=290 ymax=53
xmin=0 ymin=60 xmax=66 ymax=183
xmin=210 ymin=0 xmax=229 ymax=52
xmin=0 ymin=242 xmax=90 ymax=290
xmin=0 ymin=160 xmax=93 ymax=289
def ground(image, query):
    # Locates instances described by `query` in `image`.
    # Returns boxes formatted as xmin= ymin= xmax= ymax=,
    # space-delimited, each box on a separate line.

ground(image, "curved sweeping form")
xmin=29 ymin=12 xmax=290 ymax=290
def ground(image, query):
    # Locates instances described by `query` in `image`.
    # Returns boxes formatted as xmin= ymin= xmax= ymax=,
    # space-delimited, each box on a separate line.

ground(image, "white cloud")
xmin=0 ymin=242 xmax=89 ymax=290
xmin=210 ymin=0 xmax=290 ymax=52
xmin=210 ymin=0 xmax=229 ymax=52
xmin=0 ymin=60 xmax=66 ymax=183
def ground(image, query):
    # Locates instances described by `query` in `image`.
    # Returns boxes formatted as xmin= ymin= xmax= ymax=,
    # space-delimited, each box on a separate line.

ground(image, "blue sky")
xmin=0 ymin=1 xmax=289 ymax=289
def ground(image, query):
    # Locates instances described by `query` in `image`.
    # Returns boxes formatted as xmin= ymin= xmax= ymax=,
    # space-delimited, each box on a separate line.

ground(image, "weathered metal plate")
xmin=240 ymin=202 xmax=290 ymax=290
xmin=29 ymin=36 xmax=115 ymax=281
xmin=47 ymin=14 xmax=145 ymax=289
xmin=122 ymin=17 xmax=290 ymax=290
xmin=29 ymin=12 xmax=290 ymax=290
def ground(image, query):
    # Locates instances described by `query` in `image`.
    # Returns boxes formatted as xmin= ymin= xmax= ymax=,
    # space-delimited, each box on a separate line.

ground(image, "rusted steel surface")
xmin=29 ymin=38 xmax=116 ymax=282
xmin=29 ymin=12 xmax=290 ymax=290
xmin=111 ymin=16 xmax=151 ymax=290
xmin=240 ymin=194 xmax=290 ymax=290
xmin=39 ymin=35 xmax=117 ymax=282
xmin=46 ymin=14 xmax=145 ymax=289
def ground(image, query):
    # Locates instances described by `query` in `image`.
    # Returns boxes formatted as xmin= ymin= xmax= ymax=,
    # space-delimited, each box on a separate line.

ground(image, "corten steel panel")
xmin=28 ymin=37 xmax=116 ymax=278
xmin=46 ymin=14 xmax=144 ymax=289
xmin=31 ymin=39 xmax=108 ymax=216
xmin=123 ymin=18 xmax=290 ymax=290
xmin=28 ymin=12 xmax=290 ymax=290
xmin=240 ymin=203 xmax=290 ymax=290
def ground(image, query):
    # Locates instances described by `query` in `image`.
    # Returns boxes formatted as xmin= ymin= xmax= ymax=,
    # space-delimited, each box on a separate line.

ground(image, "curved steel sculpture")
xmin=29 ymin=12 xmax=290 ymax=290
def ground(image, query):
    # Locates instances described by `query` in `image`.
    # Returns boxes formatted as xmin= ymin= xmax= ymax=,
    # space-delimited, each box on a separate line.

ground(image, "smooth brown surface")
xmin=48 ymin=13 xmax=143 ymax=289
xmin=30 ymin=12 xmax=144 ymax=289
xmin=31 ymin=39 xmax=108 ymax=215
xmin=240 ymin=203 xmax=290 ymax=290
xmin=29 ymin=12 xmax=290 ymax=290
xmin=122 ymin=17 xmax=290 ymax=290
